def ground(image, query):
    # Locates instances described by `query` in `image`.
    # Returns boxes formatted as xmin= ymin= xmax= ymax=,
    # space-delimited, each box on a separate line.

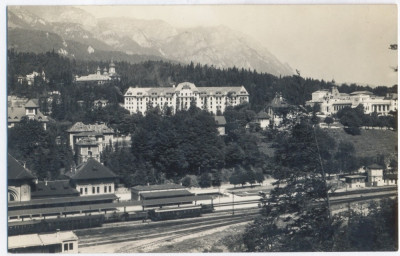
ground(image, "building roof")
xmin=66 ymin=122 xmax=114 ymax=134
xmin=140 ymin=190 xmax=193 ymax=199
xmin=72 ymin=159 xmax=117 ymax=180
xmin=256 ymin=111 xmax=270 ymax=119
xmin=8 ymin=154 xmax=35 ymax=181
xmin=8 ymin=195 xmax=211 ymax=217
xmin=344 ymin=175 xmax=367 ymax=179
xmin=124 ymin=83 xmax=249 ymax=97
xmin=76 ymin=73 xmax=112 ymax=82
xmin=214 ymin=116 xmax=227 ymax=125
xmin=8 ymin=194 xmax=118 ymax=209
xmin=142 ymin=195 xmax=212 ymax=207
xmin=8 ymin=99 xmax=49 ymax=124
xmin=8 ymin=231 xmax=78 ymax=249
xmin=368 ymin=164 xmax=383 ymax=170
xmin=24 ymin=99 xmax=39 ymax=108
xmin=267 ymin=94 xmax=289 ymax=109
xmin=31 ymin=180 xmax=79 ymax=199
xmin=384 ymin=173 xmax=398 ymax=180
xmin=132 ymin=183 xmax=185 ymax=192
xmin=350 ymin=91 xmax=373 ymax=95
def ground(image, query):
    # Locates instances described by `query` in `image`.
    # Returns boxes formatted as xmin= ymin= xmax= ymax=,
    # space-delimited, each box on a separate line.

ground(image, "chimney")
xmin=147 ymin=183 xmax=150 ymax=186
xmin=45 ymin=179 xmax=48 ymax=186
xmin=172 ymin=84 xmax=175 ymax=88
xmin=56 ymin=229 xmax=60 ymax=238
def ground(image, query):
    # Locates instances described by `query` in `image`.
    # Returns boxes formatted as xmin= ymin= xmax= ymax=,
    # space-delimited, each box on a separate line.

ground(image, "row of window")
xmin=63 ymin=243 xmax=74 ymax=251
xmin=79 ymin=185 xmax=112 ymax=195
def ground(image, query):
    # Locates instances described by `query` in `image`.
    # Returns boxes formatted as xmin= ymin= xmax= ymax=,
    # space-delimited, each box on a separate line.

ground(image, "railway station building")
xmin=8 ymin=230 xmax=78 ymax=253
xmin=131 ymin=184 xmax=187 ymax=201
xmin=8 ymin=154 xmax=36 ymax=203
xmin=70 ymin=159 xmax=118 ymax=197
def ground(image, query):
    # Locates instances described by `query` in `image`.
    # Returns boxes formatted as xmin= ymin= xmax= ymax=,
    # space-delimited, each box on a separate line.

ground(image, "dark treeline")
xmin=8 ymin=50 xmax=397 ymax=115
xmin=100 ymin=104 xmax=269 ymax=187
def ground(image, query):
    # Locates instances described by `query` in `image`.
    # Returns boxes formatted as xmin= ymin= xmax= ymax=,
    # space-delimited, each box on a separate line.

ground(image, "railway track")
xmin=76 ymin=208 xmax=260 ymax=249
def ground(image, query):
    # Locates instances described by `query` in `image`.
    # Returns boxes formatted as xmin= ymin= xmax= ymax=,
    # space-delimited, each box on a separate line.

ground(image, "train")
xmin=8 ymin=214 xmax=105 ymax=236
xmin=9 ymin=205 xmax=215 ymax=235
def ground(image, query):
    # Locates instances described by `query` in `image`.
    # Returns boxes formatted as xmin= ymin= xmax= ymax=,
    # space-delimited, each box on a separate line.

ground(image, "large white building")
xmin=75 ymin=61 xmax=119 ymax=84
xmin=124 ymin=82 xmax=249 ymax=115
xmin=306 ymin=87 xmax=397 ymax=116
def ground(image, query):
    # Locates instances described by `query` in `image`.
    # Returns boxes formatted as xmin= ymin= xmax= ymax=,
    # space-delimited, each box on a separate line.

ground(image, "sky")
xmin=79 ymin=4 xmax=398 ymax=87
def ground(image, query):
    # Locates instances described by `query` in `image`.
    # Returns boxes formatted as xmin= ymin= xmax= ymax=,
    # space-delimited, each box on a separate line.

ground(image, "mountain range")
xmin=8 ymin=6 xmax=293 ymax=76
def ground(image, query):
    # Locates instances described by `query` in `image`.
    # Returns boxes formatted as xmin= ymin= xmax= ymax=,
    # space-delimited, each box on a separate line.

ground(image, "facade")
xmin=8 ymin=154 xmax=36 ymax=202
xmin=124 ymin=82 xmax=249 ymax=115
xmin=66 ymin=122 xmax=115 ymax=163
xmin=367 ymin=164 xmax=384 ymax=187
xmin=93 ymin=99 xmax=109 ymax=108
xmin=17 ymin=71 xmax=47 ymax=86
xmin=384 ymin=173 xmax=398 ymax=186
xmin=71 ymin=159 xmax=118 ymax=196
xmin=255 ymin=111 xmax=271 ymax=129
xmin=345 ymin=175 xmax=366 ymax=189
xmin=8 ymin=98 xmax=49 ymax=130
xmin=214 ymin=116 xmax=227 ymax=135
xmin=266 ymin=93 xmax=290 ymax=127
xmin=8 ymin=231 xmax=78 ymax=253
xmin=75 ymin=137 xmax=101 ymax=164
xmin=306 ymin=87 xmax=398 ymax=116
xmin=75 ymin=61 xmax=119 ymax=84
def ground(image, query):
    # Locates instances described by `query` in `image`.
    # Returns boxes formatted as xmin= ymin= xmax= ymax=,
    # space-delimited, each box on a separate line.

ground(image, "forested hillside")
xmin=8 ymin=50 xmax=397 ymax=115
xmin=7 ymin=50 xmax=398 ymax=184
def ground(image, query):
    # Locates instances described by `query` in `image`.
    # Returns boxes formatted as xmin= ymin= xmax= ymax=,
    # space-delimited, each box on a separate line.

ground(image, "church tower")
xmin=109 ymin=60 xmax=116 ymax=75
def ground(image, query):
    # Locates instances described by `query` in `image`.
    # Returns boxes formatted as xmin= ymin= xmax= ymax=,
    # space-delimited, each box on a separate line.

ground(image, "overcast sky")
xmin=79 ymin=4 xmax=398 ymax=87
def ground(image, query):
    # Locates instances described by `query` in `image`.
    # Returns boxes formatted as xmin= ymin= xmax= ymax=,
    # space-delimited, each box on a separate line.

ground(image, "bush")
xmin=344 ymin=126 xmax=361 ymax=135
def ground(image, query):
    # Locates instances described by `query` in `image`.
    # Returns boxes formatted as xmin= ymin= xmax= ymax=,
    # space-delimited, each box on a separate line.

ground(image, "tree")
xmin=212 ymin=171 xmax=222 ymax=187
xmin=243 ymin=118 xmax=338 ymax=251
xmin=255 ymin=170 xmax=265 ymax=184
xmin=198 ymin=172 xmax=212 ymax=188
xmin=335 ymin=141 xmax=357 ymax=173
xmin=324 ymin=116 xmax=334 ymax=128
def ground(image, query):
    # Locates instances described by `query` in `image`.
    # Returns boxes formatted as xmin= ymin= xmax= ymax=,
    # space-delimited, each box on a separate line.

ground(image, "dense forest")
xmin=8 ymin=49 xmax=397 ymax=115
xmin=7 ymin=50 xmax=397 ymax=184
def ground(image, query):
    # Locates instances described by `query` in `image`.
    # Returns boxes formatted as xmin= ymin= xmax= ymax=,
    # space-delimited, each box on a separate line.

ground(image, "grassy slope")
xmin=325 ymin=129 xmax=398 ymax=158
xmin=257 ymin=129 xmax=397 ymax=159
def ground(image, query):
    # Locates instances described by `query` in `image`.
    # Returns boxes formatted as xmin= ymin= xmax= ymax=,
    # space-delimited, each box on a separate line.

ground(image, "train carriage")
xmin=148 ymin=205 xmax=202 ymax=221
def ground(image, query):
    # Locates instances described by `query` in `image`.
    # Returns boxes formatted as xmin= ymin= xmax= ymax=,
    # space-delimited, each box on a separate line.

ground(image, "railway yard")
xmin=7 ymin=182 xmax=398 ymax=253
xmin=76 ymin=185 xmax=396 ymax=253
xmin=77 ymin=208 xmax=259 ymax=253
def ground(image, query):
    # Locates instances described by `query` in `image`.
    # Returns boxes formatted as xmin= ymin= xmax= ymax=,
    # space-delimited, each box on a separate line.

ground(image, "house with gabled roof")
xmin=255 ymin=111 xmax=271 ymax=130
xmin=70 ymin=159 xmax=118 ymax=196
xmin=66 ymin=122 xmax=115 ymax=164
xmin=8 ymin=154 xmax=36 ymax=202
xmin=8 ymin=98 xmax=49 ymax=130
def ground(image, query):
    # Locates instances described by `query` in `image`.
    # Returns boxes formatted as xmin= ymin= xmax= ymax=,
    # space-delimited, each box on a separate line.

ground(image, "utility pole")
xmin=232 ymin=192 xmax=235 ymax=215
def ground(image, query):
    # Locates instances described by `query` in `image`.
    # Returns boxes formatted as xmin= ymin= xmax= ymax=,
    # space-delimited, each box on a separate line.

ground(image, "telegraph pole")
xmin=232 ymin=192 xmax=234 ymax=215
